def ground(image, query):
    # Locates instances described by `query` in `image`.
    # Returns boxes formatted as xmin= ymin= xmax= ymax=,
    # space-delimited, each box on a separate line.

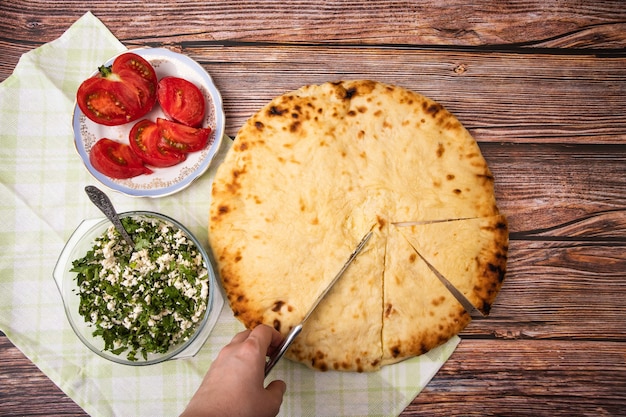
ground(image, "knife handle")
xmin=264 ymin=323 xmax=302 ymax=377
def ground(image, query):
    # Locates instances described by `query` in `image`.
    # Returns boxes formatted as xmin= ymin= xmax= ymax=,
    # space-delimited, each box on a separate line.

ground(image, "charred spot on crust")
xmin=254 ymin=121 xmax=265 ymax=131
xmin=391 ymin=346 xmax=401 ymax=358
xmin=268 ymin=105 xmax=287 ymax=116
xmin=344 ymin=87 xmax=357 ymax=99
xmin=290 ymin=121 xmax=301 ymax=132
xmin=432 ymin=295 xmax=445 ymax=306
xmin=218 ymin=205 xmax=229 ymax=214
xmin=488 ymin=261 xmax=507 ymax=282
xmin=424 ymin=102 xmax=442 ymax=116
xmin=311 ymin=351 xmax=329 ymax=371
xmin=385 ymin=303 xmax=393 ymax=317
xmin=488 ymin=262 xmax=501 ymax=273
xmin=481 ymin=302 xmax=492 ymax=315
xmin=225 ymin=169 xmax=244 ymax=194
xmin=436 ymin=143 xmax=445 ymax=158
xmin=272 ymin=300 xmax=285 ymax=312
xmin=273 ymin=319 xmax=281 ymax=332
xmin=377 ymin=215 xmax=387 ymax=230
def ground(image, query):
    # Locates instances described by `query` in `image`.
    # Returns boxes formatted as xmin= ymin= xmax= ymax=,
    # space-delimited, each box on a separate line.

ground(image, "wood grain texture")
xmin=153 ymin=45 xmax=625 ymax=145
xmin=485 ymin=144 xmax=626 ymax=232
xmin=405 ymin=339 xmax=626 ymax=417
xmin=1 ymin=0 xmax=626 ymax=48
xmin=2 ymin=0 xmax=626 ymax=81
xmin=0 ymin=334 xmax=86 ymax=416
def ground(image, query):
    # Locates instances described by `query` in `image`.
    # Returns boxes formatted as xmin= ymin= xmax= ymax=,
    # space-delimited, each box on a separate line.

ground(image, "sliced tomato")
xmin=157 ymin=77 xmax=206 ymax=127
xmin=157 ymin=118 xmax=211 ymax=153
xmin=129 ymin=119 xmax=187 ymax=168
xmin=89 ymin=138 xmax=153 ymax=179
xmin=77 ymin=53 xmax=158 ymax=126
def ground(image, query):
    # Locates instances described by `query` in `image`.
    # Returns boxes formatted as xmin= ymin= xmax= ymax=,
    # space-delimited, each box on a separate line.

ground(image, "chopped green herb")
xmin=70 ymin=216 xmax=209 ymax=361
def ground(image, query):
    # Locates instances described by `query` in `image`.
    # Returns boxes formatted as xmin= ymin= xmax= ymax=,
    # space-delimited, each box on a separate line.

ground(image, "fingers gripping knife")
xmin=264 ymin=231 xmax=373 ymax=377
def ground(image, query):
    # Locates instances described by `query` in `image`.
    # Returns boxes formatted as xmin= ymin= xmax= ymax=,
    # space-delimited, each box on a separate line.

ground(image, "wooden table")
xmin=1 ymin=1 xmax=625 ymax=415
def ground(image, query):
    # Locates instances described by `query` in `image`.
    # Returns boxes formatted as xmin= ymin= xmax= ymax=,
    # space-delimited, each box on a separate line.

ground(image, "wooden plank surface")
xmin=2 ymin=1 xmax=626 ymax=48
xmin=1 ymin=1 xmax=625 ymax=416
xmin=185 ymin=46 xmax=626 ymax=145
xmin=2 ymin=1 xmax=626 ymax=81
xmin=408 ymin=339 xmax=626 ymax=416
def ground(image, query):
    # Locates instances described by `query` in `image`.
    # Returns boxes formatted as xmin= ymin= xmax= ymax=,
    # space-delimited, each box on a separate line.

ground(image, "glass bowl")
xmin=53 ymin=211 xmax=223 ymax=365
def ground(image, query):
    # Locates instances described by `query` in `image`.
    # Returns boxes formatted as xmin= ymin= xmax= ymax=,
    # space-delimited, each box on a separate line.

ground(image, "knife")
xmin=264 ymin=231 xmax=373 ymax=377
xmin=392 ymin=218 xmax=472 ymax=227
xmin=414 ymin=250 xmax=486 ymax=318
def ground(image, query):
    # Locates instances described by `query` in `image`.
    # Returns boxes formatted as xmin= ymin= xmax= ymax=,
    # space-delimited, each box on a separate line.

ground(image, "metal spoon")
xmin=84 ymin=185 xmax=135 ymax=248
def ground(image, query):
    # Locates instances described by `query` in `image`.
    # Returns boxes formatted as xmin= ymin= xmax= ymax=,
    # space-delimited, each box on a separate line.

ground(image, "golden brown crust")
xmin=208 ymin=80 xmax=507 ymax=371
xmin=381 ymin=225 xmax=472 ymax=366
xmin=398 ymin=215 xmax=509 ymax=316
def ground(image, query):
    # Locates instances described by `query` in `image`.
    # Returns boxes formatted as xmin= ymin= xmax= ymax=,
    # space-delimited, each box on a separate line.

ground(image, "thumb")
xmin=265 ymin=379 xmax=287 ymax=402
xmin=262 ymin=380 xmax=286 ymax=416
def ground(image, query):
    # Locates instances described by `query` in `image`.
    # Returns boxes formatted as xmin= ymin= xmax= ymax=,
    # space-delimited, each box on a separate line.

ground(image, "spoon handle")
xmin=84 ymin=186 xmax=135 ymax=248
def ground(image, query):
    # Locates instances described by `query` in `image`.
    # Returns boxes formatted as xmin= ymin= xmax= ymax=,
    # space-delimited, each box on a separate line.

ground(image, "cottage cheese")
xmin=71 ymin=215 xmax=209 ymax=361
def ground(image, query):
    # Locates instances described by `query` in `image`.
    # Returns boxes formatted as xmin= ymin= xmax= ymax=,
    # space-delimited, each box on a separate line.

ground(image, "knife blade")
xmin=414 ymin=250 xmax=486 ymax=318
xmin=264 ymin=231 xmax=373 ymax=377
xmin=392 ymin=218 xmax=472 ymax=227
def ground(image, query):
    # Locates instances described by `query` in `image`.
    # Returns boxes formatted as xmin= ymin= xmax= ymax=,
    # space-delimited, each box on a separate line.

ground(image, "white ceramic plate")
xmin=72 ymin=48 xmax=225 ymax=198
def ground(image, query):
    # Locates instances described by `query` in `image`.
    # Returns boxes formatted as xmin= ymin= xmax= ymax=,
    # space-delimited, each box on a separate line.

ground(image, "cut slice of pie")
xmin=381 ymin=224 xmax=471 ymax=366
xmin=397 ymin=215 xmax=509 ymax=315
xmin=285 ymin=227 xmax=386 ymax=372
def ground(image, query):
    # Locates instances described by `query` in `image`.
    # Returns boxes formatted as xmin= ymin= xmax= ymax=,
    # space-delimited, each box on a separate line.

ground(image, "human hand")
xmin=180 ymin=324 xmax=287 ymax=417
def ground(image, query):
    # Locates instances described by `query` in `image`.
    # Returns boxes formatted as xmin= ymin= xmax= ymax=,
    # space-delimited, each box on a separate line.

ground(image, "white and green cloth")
xmin=0 ymin=12 xmax=459 ymax=416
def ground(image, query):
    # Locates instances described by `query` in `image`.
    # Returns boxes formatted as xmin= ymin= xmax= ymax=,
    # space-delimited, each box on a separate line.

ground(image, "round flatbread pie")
xmin=208 ymin=80 xmax=508 ymax=372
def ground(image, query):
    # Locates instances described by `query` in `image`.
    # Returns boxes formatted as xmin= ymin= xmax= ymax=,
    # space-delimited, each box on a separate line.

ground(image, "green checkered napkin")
xmin=0 ymin=12 xmax=459 ymax=416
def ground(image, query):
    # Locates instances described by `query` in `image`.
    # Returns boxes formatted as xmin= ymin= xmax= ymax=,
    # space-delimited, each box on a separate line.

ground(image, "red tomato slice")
xmin=77 ymin=53 xmax=158 ymax=126
xmin=157 ymin=118 xmax=211 ymax=153
xmin=129 ymin=119 xmax=187 ymax=168
xmin=157 ymin=77 xmax=206 ymax=127
xmin=89 ymin=138 xmax=153 ymax=179
xmin=112 ymin=53 xmax=158 ymax=88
